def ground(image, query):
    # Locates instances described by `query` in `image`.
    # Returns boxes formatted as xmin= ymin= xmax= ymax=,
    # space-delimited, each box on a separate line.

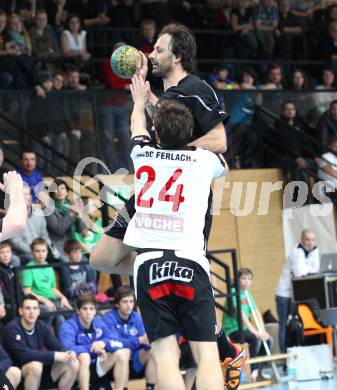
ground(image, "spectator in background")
xmin=0 ymin=11 xmax=14 ymax=89
xmin=254 ymin=0 xmax=279 ymax=58
xmin=321 ymin=21 xmax=337 ymax=60
xmin=318 ymin=100 xmax=337 ymax=146
xmin=231 ymin=0 xmax=257 ymax=58
xmin=21 ymin=238 xmax=72 ymax=330
xmin=3 ymin=294 xmax=78 ymax=390
xmin=0 ymin=345 xmax=21 ymax=389
xmin=52 ymin=70 xmax=64 ymax=90
xmin=137 ymin=19 xmax=157 ymax=57
xmin=59 ymin=293 xmax=130 ymax=390
xmin=275 ymin=0 xmax=303 ymax=60
xmin=0 ymin=242 xmax=20 ymax=322
xmin=207 ymin=63 xmax=239 ymax=110
xmin=317 ymin=135 xmax=337 ymax=198
xmin=102 ymin=286 xmax=156 ymax=390
xmin=61 ymin=14 xmax=90 ymax=67
xmin=312 ymin=66 xmax=337 ymax=120
xmin=7 ymin=13 xmax=32 ymax=55
xmin=98 ymin=41 xmax=131 ymax=171
xmin=29 ymin=9 xmax=61 ymax=69
xmin=288 ymin=69 xmax=309 ymax=90
xmin=275 ymin=229 xmax=320 ymax=353
xmin=290 ymin=0 xmax=321 ymax=31
xmin=274 ymin=100 xmax=315 ymax=180
xmin=9 ymin=187 xmax=61 ymax=264
xmin=261 ymin=64 xmax=283 ymax=89
xmin=59 ymin=240 xmax=97 ymax=303
xmin=46 ymin=179 xmax=80 ymax=256
xmin=71 ymin=198 xmax=102 ymax=255
xmin=17 ymin=149 xmax=43 ymax=203
xmin=223 ymin=268 xmax=272 ymax=381
xmin=0 ymin=285 xmax=6 ymax=325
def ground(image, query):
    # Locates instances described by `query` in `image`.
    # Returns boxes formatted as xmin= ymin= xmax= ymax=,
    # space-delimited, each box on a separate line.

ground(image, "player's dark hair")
xmin=76 ymin=293 xmax=97 ymax=309
xmin=159 ymin=23 xmax=196 ymax=73
xmin=20 ymin=294 xmax=39 ymax=307
xmin=114 ymin=286 xmax=135 ymax=307
xmin=238 ymin=267 xmax=253 ymax=278
xmin=330 ymin=99 xmax=337 ymax=110
xmin=154 ymin=100 xmax=194 ymax=148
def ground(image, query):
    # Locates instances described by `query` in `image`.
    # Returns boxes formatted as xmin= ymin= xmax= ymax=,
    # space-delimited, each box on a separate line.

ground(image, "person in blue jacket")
xmin=2 ymin=294 xmax=78 ymax=390
xmin=102 ymin=286 xmax=156 ymax=390
xmin=59 ymin=292 xmax=130 ymax=390
xmin=0 ymin=345 xmax=21 ymax=389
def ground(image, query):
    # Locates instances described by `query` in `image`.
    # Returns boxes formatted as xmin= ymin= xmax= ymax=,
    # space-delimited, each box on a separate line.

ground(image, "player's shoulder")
xmin=131 ymin=136 xmax=157 ymax=150
xmin=195 ymin=148 xmax=226 ymax=166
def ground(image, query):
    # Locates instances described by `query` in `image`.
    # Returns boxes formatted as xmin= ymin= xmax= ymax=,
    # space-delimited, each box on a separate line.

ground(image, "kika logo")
xmin=150 ymin=261 xmax=194 ymax=284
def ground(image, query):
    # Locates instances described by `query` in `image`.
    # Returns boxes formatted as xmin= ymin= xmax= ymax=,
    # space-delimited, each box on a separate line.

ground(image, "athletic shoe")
xmin=222 ymin=343 xmax=246 ymax=390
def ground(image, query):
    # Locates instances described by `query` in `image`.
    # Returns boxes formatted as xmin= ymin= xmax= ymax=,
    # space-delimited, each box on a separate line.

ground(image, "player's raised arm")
xmin=189 ymin=122 xmax=227 ymax=154
xmin=1 ymin=171 xmax=27 ymax=241
xmin=130 ymin=75 xmax=151 ymax=140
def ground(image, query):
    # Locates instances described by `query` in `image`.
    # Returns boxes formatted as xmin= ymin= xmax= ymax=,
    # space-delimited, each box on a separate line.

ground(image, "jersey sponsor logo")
xmin=135 ymin=212 xmax=184 ymax=233
xmin=149 ymin=261 xmax=194 ymax=284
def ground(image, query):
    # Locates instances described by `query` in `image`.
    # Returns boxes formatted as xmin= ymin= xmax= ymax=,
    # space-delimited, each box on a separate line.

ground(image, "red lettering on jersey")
xmin=158 ymin=169 xmax=185 ymax=211
xmin=136 ymin=165 xmax=155 ymax=208
xmin=136 ymin=167 xmax=185 ymax=211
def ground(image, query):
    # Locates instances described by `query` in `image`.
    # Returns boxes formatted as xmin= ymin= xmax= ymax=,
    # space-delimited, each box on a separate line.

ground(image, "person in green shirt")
xmin=223 ymin=268 xmax=272 ymax=380
xmin=21 ymin=237 xmax=72 ymax=331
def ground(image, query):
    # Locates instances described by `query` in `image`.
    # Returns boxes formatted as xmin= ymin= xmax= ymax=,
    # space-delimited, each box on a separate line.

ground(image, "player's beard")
xmin=151 ymin=58 xmax=173 ymax=78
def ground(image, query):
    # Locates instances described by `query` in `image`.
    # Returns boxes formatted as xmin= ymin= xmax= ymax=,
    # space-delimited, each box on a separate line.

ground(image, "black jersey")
xmin=159 ymin=74 xmax=229 ymax=140
xmin=106 ymin=73 xmax=228 ymax=241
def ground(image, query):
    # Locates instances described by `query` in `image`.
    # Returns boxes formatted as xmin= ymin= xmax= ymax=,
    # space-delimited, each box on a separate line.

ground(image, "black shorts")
xmin=134 ymin=250 xmax=217 ymax=343
xmin=106 ymin=192 xmax=213 ymax=246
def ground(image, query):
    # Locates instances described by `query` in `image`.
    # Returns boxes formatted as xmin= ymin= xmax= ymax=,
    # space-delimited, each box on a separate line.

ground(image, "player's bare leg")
xmin=189 ymin=340 xmax=224 ymax=390
xmin=151 ymin=335 xmax=185 ymax=390
xmin=90 ymin=235 xmax=135 ymax=274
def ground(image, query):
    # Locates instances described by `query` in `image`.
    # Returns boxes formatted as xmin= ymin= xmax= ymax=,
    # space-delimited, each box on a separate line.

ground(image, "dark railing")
xmin=207 ymin=249 xmax=244 ymax=343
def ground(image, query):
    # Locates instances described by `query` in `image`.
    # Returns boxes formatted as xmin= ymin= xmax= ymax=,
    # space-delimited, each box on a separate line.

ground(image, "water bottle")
xmin=287 ymin=348 xmax=298 ymax=389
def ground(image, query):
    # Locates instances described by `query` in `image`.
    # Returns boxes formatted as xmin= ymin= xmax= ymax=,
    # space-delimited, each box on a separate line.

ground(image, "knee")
xmin=23 ymin=361 xmax=43 ymax=378
xmin=6 ymin=366 xmax=22 ymax=384
xmin=69 ymin=358 xmax=80 ymax=374
xmin=115 ymin=348 xmax=131 ymax=365
xmin=78 ymin=353 xmax=91 ymax=368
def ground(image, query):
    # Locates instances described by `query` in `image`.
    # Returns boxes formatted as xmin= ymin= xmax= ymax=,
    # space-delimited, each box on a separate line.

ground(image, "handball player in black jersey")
xmin=90 ymin=24 xmax=245 ymax=390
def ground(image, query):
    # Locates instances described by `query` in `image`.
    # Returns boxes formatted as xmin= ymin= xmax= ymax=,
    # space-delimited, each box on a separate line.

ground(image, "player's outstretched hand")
xmin=130 ymin=75 xmax=150 ymax=106
xmin=135 ymin=51 xmax=148 ymax=80
xmin=2 ymin=171 xmax=24 ymax=194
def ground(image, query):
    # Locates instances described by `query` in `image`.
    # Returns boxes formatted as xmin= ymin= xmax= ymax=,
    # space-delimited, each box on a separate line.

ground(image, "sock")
xmin=217 ymin=327 xmax=236 ymax=360
xmin=146 ymin=384 xmax=155 ymax=390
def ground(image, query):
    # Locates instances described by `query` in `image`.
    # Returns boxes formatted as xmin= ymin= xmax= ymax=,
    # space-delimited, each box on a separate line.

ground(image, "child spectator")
xmin=3 ymin=294 xmax=78 ymax=390
xmin=0 ymin=345 xmax=21 ymax=389
xmin=0 ymin=242 xmax=20 ymax=321
xmin=9 ymin=186 xmax=61 ymax=264
xmin=102 ymin=286 xmax=156 ymax=389
xmin=52 ymin=71 xmax=64 ymax=90
xmin=223 ymin=268 xmax=272 ymax=381
xmin=46 ymin=179 xmax=80 ymax=256
xmin=71 ymin=197 xmax=102 ymax=255
xmin=60 ymin=240 xmax=97 ymax=302
xmin=59 ymin=293 xmax=130 ymax=390
xmin=21 ymin=238 xmax=72 ymax=330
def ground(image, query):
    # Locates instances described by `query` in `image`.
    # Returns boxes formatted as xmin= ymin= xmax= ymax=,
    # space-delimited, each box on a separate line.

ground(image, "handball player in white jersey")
xmin=91 ymin=23 xmax=246 ymax=390
xmin=125 ymin=74 xmax=226 ymax=390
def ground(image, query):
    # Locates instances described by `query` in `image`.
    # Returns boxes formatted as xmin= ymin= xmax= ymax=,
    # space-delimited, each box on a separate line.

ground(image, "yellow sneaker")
xmin=222 ymin=343 xmax=246 ymax=390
